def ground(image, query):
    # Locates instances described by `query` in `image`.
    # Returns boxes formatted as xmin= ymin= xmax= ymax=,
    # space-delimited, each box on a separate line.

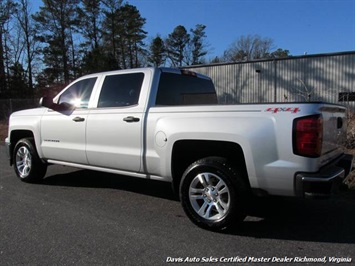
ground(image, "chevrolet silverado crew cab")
xmin=5 ymin=67 xmax=353 ymax=230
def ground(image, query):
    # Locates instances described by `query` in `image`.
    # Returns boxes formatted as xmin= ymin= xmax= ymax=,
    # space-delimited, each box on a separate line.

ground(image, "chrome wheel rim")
xmin=15 ymin=146 xmax=32 ymax=178
xmin=189 ymin=172 xmax=230 ymax=221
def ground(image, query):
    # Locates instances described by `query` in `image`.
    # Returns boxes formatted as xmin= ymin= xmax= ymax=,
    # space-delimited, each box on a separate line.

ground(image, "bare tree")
xmin=0 ymin=0 xmax=16 ymax=94
xmin=15 ymin=0 xmax=39 ymax=92
xmin=223 ymin=34 xmax=275 ymax=62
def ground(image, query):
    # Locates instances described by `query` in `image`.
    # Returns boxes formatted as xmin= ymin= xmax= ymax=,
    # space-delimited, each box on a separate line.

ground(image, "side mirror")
xmin=39 ymin=97 xmax=54 ymax=108
xmin=39 ymin=96 xmax=75 ymax=115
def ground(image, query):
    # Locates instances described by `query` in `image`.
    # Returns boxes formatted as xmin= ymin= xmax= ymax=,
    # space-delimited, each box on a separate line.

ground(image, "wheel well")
xmin=9 ymin=130 xmax=34 ymax=165
xmin=171 ymin=140 xmax=249 ymax=193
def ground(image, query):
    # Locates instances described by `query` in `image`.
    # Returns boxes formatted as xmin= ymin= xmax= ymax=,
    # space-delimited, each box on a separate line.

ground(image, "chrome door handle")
xmin=123 ymin=116 xmax=140 ymax=123
xmin=73 ymin=117 xmax=85 ymax=122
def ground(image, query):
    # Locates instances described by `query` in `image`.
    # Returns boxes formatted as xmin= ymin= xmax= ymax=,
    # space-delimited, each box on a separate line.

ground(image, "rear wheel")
xmin=13 ymin=138 xmax=47 ymax=183
xmin=180 ymin=157 xmax=248 ymax=231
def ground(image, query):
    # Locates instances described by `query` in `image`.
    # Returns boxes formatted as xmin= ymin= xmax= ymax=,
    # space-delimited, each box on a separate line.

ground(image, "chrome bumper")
xmin=295 ymin=154 xmax=353 ymax=198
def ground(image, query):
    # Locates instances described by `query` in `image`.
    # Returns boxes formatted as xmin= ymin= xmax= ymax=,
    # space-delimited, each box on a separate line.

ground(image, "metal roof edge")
xmin=182 ymin=50 xmax=355 ymax=69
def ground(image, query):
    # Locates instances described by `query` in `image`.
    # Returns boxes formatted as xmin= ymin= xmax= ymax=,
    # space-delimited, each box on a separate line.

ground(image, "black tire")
xmin=13 ymin=138 xmax=47 ymax=183
xmin=179 ymin=157 xmax=248 ymax=231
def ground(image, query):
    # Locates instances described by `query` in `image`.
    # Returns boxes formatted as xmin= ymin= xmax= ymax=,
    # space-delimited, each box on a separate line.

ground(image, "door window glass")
xmin=58 ymin=78 xmax=97 ymax=108
xmin=98 ymin=73 xmax=144 ymax=108
xmin=156 ymin=72 xmax=217 ymax=106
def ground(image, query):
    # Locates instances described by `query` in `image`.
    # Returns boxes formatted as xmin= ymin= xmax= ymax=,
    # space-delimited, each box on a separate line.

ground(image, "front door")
xmin=40 ymin=77 xmax=97 ymax=164
xmin=41 ymin=110 xmax=89 ymax=164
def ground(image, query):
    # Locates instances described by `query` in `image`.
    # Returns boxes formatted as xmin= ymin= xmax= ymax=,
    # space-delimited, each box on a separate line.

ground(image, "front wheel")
xmin=180 ymin=157 xmax=248 ymax=231
xmin=13 ymin=138 xmax=47 ymax=183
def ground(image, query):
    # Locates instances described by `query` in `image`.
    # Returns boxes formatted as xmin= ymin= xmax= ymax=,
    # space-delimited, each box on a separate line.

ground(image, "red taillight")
xmin=293 ymin=115 xmax=323 ymax=157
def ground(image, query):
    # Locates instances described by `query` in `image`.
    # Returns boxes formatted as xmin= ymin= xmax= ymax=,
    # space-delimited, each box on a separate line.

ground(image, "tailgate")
xmin=320 ymin=104 xmax=347 ymax=166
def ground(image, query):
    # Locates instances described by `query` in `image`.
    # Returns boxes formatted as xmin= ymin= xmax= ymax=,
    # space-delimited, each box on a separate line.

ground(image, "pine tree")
xmin=102 ymin=2 xmax=146 ymax=69
xmin=117 ymin=3 xmax=147 ymax=68
xmin=101 ymin=0 xmax=123 ymax=69
xmin=165 ymin=25 xmax=190 ymax=67
xmin=8 ymin=62 xmax=29 ymax=98
xmin=78 ymin=0 xmax=102 ymax=50
xmin=148 ymin=36 xmax=165 ymax=67
xmin=190 ymin=24 xmax=208 ymax=65
xmin=33 ymin=0 xmax=80 ymax=84
xmin=78 ymin=0 xmax=106 ymax=73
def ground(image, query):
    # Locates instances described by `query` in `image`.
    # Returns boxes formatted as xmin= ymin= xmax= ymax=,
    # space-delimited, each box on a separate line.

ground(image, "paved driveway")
xmin=1 ymin=146 xmax=354 ymax=265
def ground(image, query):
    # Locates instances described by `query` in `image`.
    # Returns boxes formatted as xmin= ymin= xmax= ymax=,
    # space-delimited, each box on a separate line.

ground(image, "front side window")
xmin=58 ymin=77 xmax=97 ymax=108
xmin=98 ymin=73 xmax=144 ymax=108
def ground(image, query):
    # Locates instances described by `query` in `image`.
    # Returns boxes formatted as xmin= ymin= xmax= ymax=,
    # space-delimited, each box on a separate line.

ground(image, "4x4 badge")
xmin=265 ymin=107 xmax=300 ymax=113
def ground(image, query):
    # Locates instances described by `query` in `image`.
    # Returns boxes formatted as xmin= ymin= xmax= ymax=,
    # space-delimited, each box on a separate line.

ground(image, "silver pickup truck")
xmin=5 ymin=67 xmax=353 ymax=230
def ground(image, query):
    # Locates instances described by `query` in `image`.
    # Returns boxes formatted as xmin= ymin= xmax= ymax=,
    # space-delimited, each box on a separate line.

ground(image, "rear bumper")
xmin=295 ymin=154 xmax=353 ymax=198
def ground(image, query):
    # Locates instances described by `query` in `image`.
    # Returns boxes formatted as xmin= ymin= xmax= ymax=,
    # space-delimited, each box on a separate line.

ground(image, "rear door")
xmin=85 ymin=71 xmax=147 ymax=172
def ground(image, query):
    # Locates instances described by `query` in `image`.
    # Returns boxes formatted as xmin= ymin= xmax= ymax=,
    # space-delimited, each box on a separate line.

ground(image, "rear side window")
xmin=58 ymin=77 xmax=97 ymax=108
xmin=156 ymin=72 xmax=217 ymax=106
xmin=98 ymin=73 xmax=144 ymax=108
